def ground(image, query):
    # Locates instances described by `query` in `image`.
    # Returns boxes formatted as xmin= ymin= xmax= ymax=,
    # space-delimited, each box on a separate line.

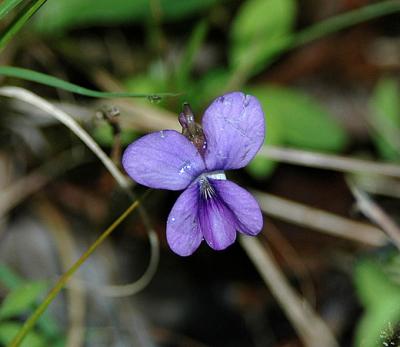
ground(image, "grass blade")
xmin=176 ymin=19 xmax=209 ymax=89
xmin=0 ymin=0 xmax=24 ymax=19
xmin=7 ymin=194 xmax=146 ymax=347
xmin=0 ymin=66 xmax=179 ymax=99
xmin=0 ymin=0 xmax=48 ymax=51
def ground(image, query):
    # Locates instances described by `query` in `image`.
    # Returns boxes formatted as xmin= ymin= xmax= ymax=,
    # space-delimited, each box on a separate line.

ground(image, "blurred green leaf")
xmin=0 ymin=66 xmax=178 ymax=99
xmin=245 ymin=88 xmax=283 ymax=178
xmin=354 ymin=260 xmax=400 ymax=347
xmin=230 ymin=0 xmax=296 ymax=73
xmin=0 ymin=0 xmax=47 ymax=51
xmin=355 ymin=260 xmax=400 ymax=309
xmin=244 ymin=86 xmax=348 ymax=178
xmin=187 ymin=68 xmax=231 ymax=111
xmin=369 ymin=77 xmax=400 ymax=161
xmin=93 ymin=123 xmax=137 ymax=146
xmin=34 ymin=0 xmax=218 ymax=35
xmin=252 ymin=86 xmax=348 ymax=150
xmin=0 ymin=0 xmax=24 ymax=19
xmin=0 ymin=265 xmax=60 ymax=339
xmin=0 ymin=282 xmax=46 ymax=320
xmin=228 ymin=1 xmax=400 ymax=87
xmin=0 ymin=322 xmax=46 ymax=347
xmin=176 ymin=20 xmax=209 ymax=90
xmin=0 ymin=264 xmax=24 ymax=290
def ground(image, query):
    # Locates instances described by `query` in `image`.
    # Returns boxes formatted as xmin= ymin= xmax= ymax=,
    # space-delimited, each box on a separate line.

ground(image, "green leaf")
xmin=187 ymin=68 xmax=231 ymax=111
xmin=354 ymin=260 xmax=400 ymax=347
xmin=175 ymin=20 xmax=209 ymax=89
xmin=369 ymin=77 xmax=400 ymax=161
xmin=354 ymin=260 xmax=400 ymax=309
xmin=0 ymin=282 xmax=47 ymax=320
xmin=230 ymin=0 xmax=296 ymax=73
xmin=92 ymin=123 xmax=137 ymax=147
xmin=33 ymin=0 xmax=219 ymax=35
xmin=228 ymin=1 xmax=400 ymax=87
xmin=250 ymin=86 xmax=348 ymax=151
xmin=0 ymin=0 xmax=47 ymax=51
xmin=355 ymin=304 xmax=400 ymax=347
xmin=0 ymin=322 xmax=46 ymax=347
xmin=245 ymin=91 xmax=283 ymax=178
xmin=0 ymin=264 xmax=24 ymax=290
xmin=0 ymin=66 xmax=178 ymax=99
xmin=0 ymin=0 xmax=24 ymax=19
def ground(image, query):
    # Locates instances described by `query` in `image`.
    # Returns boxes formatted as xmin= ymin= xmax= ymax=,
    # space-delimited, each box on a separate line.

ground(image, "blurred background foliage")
xmin=1 ymin=0 xmax=400 ymax=346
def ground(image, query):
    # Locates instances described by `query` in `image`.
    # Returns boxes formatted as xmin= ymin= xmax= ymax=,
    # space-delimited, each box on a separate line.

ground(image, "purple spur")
xmin=122 ymin=92 xmax=265 ymax=256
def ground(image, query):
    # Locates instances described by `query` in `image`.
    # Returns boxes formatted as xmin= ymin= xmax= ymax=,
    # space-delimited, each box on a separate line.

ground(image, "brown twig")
xmin=349 ymin=184 xmax=400 ymax=251
xmin=262 ymin=223 xmax=317 ymax=308
xmin=253 ymin=190 xmax=387 ymax=247
xmin=35 ymin=198 xmax=86 ymax=347
xmin=259 ymin=146 xmax=400 ymax=178
xmin=0 ymin=148 xmax=86 ymax=218
xmin=350 ymin=173 xmax=400 ymax=199
xmin=240 ymin=236 xmax=339 ymax=347
xmin=0 ymin=86 xmax=159 ymax=298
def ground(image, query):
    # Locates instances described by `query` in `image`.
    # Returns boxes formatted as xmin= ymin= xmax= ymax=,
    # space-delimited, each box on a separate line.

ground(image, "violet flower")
xmin=122 ymin=92 xmax=265 ymax=256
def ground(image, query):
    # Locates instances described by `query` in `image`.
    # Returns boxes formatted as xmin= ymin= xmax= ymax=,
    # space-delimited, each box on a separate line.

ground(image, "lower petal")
xmin=211 ymin=179 xmax=263 ymax=236
xmin=166 ymin=184 xmax=203 ymax=256
xmin=198 ymin=189 xmax=237 ymax=250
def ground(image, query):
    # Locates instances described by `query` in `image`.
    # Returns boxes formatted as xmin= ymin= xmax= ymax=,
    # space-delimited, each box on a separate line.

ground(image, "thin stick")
xmin=88 ymin=72 xmax=400 ymax=180
xmin=260 ymin=146 xmax=400 ymax=178
xmin=240 ymin=236 xmax=339 ymax=347
xmin=0 ymin=86 xmax=130 ymax=189
xmin=8 ymin=196 xmax=143 ymax=347
xmin=36 ymin=199 xmax=86 ymax=347
xmin=253 ymin=191 xmax=386 ymax=246
xmin=71 ymin=231 xmax=160 ymax=297
xmin=349 ymin=184 xmax=400 ymax=251
xmin=0 ymin=148 xmax=86 ymax=217
xmin=94 ymin=69 xmax=400 ymax=179
xmin=0 ymin=87 xmax=160 ymax=345
xmin=0 ymin=87 xmax=159 ymax=294
xmin=350 ymin=173 xmax=400 ymax=199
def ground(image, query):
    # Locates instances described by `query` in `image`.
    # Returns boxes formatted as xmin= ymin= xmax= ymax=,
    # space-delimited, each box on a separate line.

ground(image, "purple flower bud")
xmin=122 ymin=92 xmax=265 ymax=256
xmin=179 ymin=102 xmax=207 ymax=156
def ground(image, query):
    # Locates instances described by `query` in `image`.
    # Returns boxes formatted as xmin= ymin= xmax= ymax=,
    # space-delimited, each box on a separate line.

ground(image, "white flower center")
xmin=205 ymin=171 xmax=226 ymax=180
xmin=198 ymin=171 xmax=226 ymax=200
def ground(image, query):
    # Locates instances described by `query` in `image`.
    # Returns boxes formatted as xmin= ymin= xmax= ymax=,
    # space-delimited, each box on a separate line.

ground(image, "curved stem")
xmin=8 ymin=194 xmax=146 ymax=347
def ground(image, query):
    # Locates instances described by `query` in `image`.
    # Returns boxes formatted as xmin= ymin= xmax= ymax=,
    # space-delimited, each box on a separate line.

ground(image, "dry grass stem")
xmin=0 ymin=148 xmax=85 ymax=218
xmin=36 ymin=199 xmax=86 ymax=347
xmin=350 ymin=174 xmax=400 ymax=199
xmin=254 ymin=191 xmax=387 ymax=246
xmin=0 ymin=86 xmax=159 ymax=297
xmin=350 ymin=185 xmax=400 ymax=251
xmin=260 ymin=146 xmax=400 ymax=178
xmin=240 ymin=236 xmax=339 ymax=347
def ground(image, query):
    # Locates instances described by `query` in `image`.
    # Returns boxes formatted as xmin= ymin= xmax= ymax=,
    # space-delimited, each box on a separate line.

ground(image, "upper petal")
xmin=202 ymin=92 xmax=265 ymax=171
xmin=166 ymin=184 xmax=203 ymax=256
xmin=198 ymin=183 xmax=237 ymax=250
xmin=212 ymin=179 xmax=263 ymax=236
xmin=122 ymin=130 xmax=205 ymax=190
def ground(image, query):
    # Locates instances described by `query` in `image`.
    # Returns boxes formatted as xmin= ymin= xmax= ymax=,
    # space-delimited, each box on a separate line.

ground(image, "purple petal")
xmin=166 ymin=184 xmax=203 ymax=256
xmin=212 ymin=179 xmax=263 ymax=236
xmin=202 ymin=92 xmax=265 ymax=171
xmin=122 ymin=130 xmax=205 ymax=190
xmin=198 ymin=183 xmax=237 ymax=250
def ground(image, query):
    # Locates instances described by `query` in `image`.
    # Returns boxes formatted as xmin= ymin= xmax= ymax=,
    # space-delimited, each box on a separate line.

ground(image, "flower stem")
xmin=8 ymin=195 xmax=146 ymax=347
